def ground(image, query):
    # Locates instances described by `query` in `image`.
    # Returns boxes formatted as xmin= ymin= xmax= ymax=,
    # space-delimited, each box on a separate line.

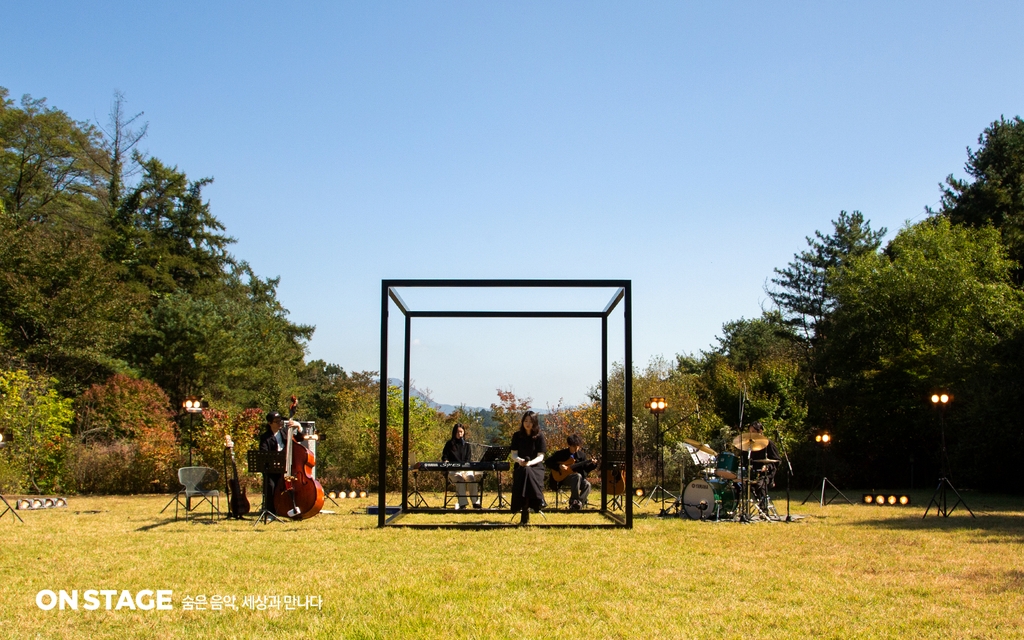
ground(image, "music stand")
xmin=247 ymin=450 xmax=285 ymax=526
xmin=483 ymin=446 xmax=511 ymax=509
xmin=0 ymin=495 xmax=23 ymax=523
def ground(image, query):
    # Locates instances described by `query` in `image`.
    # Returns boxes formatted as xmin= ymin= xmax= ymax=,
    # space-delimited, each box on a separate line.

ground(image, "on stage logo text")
xmin=36 ymin=590 xmax=173 ymax=611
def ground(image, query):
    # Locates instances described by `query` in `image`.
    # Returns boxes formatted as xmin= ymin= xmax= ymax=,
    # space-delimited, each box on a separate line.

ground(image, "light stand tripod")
xmin=0 ymin=494 xmax=23 ymax=523
xmin=1 ymin=436 xmax=24 ymax=523
xmin=649 ymin=412 xmax=677 ymax=515
xmin=923 ymin=393 xmax=974 ymax=518
xmin=801 ymin=431 xmax=852 ymax=506
xmin=408 ymin=469 xmax=430 ymax=508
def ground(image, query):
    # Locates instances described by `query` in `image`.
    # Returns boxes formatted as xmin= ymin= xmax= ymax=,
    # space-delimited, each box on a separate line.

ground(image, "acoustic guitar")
xmin=551 ymin=455 xmax=598 ymax=483
xmin=605 ymin=468 xmax=626 ymax=495
xmin=224 ymin=435 xmax=250 ymax=519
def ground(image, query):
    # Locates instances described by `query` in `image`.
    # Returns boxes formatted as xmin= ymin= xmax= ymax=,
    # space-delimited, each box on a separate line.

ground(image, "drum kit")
xmin=674 ymin=433 xmax=780 ymax=521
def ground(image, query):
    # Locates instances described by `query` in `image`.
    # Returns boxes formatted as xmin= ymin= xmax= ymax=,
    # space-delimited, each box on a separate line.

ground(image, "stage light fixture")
xmin=182 ymin=396 xmax=203 ymax=414
xmin=55 ymin=498 xmax=67 ymax=507
xmin=348 ymin=491 xmax=357 ymax=499
xmin=17 ymin=499 xmax=30 ymax=509
xmin=635 ymin=488 xmax=645 ymax=497
xmin=648 ymin=397 xmax=666 ymax=414
xmin=861 ymin=493 xmax=911 ymax=507
xmin=359 ymin=491 xmax=367 ymax=498
xmin=930 ymin=392 xmax=952 ymax=407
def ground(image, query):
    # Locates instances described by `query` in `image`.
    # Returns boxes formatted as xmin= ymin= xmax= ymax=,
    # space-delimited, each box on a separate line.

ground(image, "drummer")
xmin=747 ymin=421 xmax=780 ymax=483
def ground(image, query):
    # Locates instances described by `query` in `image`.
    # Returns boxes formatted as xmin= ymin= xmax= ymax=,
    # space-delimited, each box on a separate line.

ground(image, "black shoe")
xmin=473 ymin=502 xmax=482 ymax=510
xmin=521 ymin=512 xmax=530 ymax=525
xmin=569 ymin=499 xmax=582 ymax=512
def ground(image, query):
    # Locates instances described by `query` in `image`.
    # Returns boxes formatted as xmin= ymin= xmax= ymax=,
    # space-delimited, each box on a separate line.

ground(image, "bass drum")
xmin=681 ymin=478 xmax=737 ymax=520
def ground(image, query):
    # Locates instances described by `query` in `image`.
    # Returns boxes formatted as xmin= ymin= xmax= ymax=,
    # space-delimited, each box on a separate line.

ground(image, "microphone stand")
xmin=776 ymin=428 xmax=792 ymax=522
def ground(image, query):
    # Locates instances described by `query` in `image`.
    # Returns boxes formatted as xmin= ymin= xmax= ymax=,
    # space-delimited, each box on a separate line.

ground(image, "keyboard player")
xmin=442 ymin=424 xmax=481 ymax=509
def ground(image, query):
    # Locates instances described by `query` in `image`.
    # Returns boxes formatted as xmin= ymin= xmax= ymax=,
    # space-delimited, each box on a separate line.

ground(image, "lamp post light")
xmin=182 ymin=396 xmax=203 ymax=466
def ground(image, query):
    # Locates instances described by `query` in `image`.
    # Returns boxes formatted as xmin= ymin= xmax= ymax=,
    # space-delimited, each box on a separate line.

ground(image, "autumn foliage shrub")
xmin=73 ymin=374 xmax=180 ymax=493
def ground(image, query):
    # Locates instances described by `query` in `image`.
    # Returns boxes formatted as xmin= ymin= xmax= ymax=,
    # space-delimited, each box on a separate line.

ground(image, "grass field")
xmin=1 ymin=489 xmax=1022 ymax=639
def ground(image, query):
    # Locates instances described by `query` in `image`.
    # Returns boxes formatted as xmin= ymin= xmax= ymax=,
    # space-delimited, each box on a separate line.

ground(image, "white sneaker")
xmin=453 ymin=503 xmax=461 ymax=510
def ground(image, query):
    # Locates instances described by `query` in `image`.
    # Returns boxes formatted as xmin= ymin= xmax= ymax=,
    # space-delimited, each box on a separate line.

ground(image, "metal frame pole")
xmin=624 ymin=283 xmax=633 ymax=528
xmin=402 ymin=314 xmax=411 ymax=510
xmin=377 ymin=283 xmax=389 ymax=528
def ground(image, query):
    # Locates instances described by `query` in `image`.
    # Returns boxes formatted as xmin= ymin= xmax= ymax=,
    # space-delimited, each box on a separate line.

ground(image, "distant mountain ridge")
xmin=385 ymin=378 xmax=488 ymax=415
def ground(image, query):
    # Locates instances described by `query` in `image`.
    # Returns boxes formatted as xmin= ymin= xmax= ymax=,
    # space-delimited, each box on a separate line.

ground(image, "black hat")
xmin=266 ymin=411 xmax=283 ymax=423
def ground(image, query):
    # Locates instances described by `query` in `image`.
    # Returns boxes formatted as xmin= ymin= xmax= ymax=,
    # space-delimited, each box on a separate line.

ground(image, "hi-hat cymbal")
xmin=733 ymin=432 xmax=769 ymax=452
xmin=683 ymin=438 xmax=717 ymax=456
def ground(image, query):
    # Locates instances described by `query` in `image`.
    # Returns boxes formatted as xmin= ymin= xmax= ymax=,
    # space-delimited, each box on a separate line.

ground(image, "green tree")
xmin=715 ymin=310 xmax=800 ymax=372
xmin=0 ymin=369 xmax=74 ymax=493
xmin=823 ymin=218 xmax=1024 ymax=487
xmin=769 ymin=211 xmax=886 ymax=348
xmin=938 ymin=115 xmax=1024 ymax=280
xmin=0 ymin=222 xmax=140 ymax=392
xmin=128 ymin=265 xmax=313 ymax=409
xmin=109 ymin=157 xmax=234 ymax=295
xmin=0 ymin=88 xmax=103 ymax=231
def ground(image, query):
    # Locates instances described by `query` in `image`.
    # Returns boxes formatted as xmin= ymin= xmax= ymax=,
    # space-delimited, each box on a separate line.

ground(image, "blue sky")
xmin=5 ymin=2 xmax=1024 ymax=407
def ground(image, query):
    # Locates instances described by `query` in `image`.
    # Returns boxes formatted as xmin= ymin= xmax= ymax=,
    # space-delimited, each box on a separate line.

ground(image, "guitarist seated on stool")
xmin=545 ymin=435 xmax=597 ymax=511
xmin=259 ymin=411 xmax=304 ymax=515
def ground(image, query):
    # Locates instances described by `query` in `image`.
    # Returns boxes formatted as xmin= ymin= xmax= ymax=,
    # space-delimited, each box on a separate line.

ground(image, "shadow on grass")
xmin=851 ymin=495 xmax=1024 ymax=543
xmin=135 ymin=518 xmax=220 ymax=532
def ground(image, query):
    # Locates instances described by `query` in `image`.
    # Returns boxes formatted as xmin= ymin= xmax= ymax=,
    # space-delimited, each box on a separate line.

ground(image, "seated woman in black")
xmin=441 ymin=423 xmax=481 ymax=509
xmin=510 ymin=410 xmax=546 ymax=525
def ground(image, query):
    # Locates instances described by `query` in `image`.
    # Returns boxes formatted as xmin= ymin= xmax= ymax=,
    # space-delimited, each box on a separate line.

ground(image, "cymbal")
xmin=683 ymin=439 xmax=717 ymax=456
xmin=755 ymin=459 xmax=780 ymax=465
xmin=733 ymin=433 xmax=769 ymax=452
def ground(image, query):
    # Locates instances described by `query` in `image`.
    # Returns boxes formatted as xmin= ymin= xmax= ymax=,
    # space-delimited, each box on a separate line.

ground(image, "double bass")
xmin=273 ymin=396 xmax=325 ymax=520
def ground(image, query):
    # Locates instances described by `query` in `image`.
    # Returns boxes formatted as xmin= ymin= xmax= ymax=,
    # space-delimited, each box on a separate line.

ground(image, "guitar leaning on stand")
xmin=224 ymin=435 xmax=250 ymax=519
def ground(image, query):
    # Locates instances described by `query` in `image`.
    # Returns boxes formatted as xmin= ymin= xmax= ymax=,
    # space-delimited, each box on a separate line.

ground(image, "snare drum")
xmin=715 ymin=451 xmax=739 ymax=480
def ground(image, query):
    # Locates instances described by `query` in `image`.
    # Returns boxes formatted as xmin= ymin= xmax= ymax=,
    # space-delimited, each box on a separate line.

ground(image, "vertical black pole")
xmin=600 ymin=314 xmax=608 ymax=512
xmin=378 ymin=283 xmax=389 ymax=528
xmin=624 ymin=282 xmax=633 ymax=528
xmin=402 ymin=314 xmax=412 ymax=510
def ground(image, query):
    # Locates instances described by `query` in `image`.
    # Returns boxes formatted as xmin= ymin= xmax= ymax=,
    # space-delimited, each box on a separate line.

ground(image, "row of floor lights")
xmin=862 ymin=494 xmax=911 ymax=506
xmin=327 ymin=490 xmax=368 ymax=499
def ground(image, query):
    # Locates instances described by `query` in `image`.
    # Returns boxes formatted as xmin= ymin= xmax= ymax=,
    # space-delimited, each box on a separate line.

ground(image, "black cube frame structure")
xmin=377 ymin=279 xmax=634 ymax=529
